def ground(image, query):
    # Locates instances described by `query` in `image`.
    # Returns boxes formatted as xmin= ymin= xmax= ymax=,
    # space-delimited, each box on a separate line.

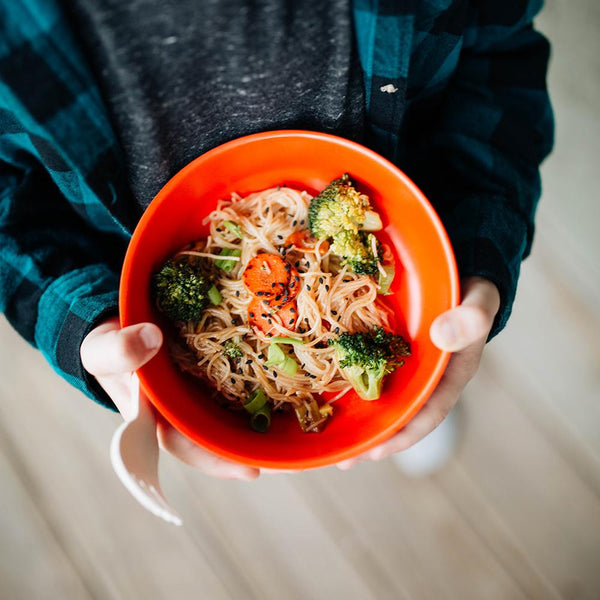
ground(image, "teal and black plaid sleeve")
xmin=0 ymin=0 xmax=133 ymax=409
xmin=353 ymin=0 xmax=554 ymax=338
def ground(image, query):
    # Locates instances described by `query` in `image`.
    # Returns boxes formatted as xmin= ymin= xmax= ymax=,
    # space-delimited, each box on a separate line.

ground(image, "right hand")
xmin=80 ymin=317 xmax=260 ymax=481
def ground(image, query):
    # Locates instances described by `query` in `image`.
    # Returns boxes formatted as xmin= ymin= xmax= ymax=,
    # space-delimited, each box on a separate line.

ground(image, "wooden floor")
xmin=2 ymin=2 xmax=599 ymax=598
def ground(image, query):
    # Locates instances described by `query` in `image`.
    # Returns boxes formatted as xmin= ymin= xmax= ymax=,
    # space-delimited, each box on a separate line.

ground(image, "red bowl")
xmin=119 ymin=130 xmax=459 ymax=469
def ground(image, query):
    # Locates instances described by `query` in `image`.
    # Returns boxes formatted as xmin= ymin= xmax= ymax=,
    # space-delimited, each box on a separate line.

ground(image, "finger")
xmin=430 ymin=277 xmax=500 ymax=352
xmin=156 ymin=420 xmax=260 ymax=481
xmin=362 ymin=340 xmax=483 ymax=461
xmin=81 ymin=321 xmax=163 ymax=376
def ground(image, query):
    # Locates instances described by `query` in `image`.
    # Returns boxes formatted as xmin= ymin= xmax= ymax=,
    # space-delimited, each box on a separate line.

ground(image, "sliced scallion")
xmin=270 ymin=336 xmax=305 ymax=345
xmin=215 ymin=247 xmax=242 ymax=272
xmin=244 ymin=389 xmax=268 ymax=414
xmin=223 ymin=220 xmax=243 ymax=239
xmin=377 ymin=265 xmax=395 ymax=295
xmin=207 ymin=284 xmax=222 ymax=305
xmin=265 ymin=343 xmax=286 ymax=366
xmin=279 ymin=355 xmax=298 ymax=377
xmin=250 ymin=403 xmax=272 ymax=433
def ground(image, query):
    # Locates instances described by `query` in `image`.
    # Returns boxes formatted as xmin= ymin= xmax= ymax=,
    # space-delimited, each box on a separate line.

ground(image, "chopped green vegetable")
xmin=243 ymin=389 xmax=271 ymax=433
xmin=223 ymin=220 xmax=243 ymax=239
xmin=207 ymin=284 xmax=222 ymax=306
xmin=215 ymin=247 xmax=242 ymax=272
xmin=244 ymin=388 xmax=268 ymax=414
xmin=331 ymin=230 xmax=382 ymax=276
xmin=250 ymin=404 xmax=271 ymax=433
xmin=294 ymin=399 xmax=328 ymax=433
xmin=270 ymin=336 xmax=305 ymax=345
xmin=265 ymin=343 xmax=299 ymax=377
xmin=223 ymin=338 xmax=243 ymax=359
xmin=279 ymin=355 xmax=298 ymax=377
xmin=153 ymin=256 xmax=219 ymax=322
xmin=377 ymin=265 xmax=395 ymax=295
xmin=308 ymin=173 xmax=381 ymax=241
xmin=265 ymin=343 xmax=286 ymax=365
xmin=329 ymin=326 xmax=410 ymax=401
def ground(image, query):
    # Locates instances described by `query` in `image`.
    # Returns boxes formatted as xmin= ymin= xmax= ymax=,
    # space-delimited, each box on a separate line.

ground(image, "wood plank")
xmin=299 ymin=464 xmax=529 ymax=600
xmin=0 ymin=317 xmax=233 ymax=600
xmin=454 ymin=361 xmax=600 ymax=600
xmin=165 ymin=460 xmax=381 ymax=600
xmin=0 ymin=439 xmax=94 ymax=600
xmin=0 ymin=316 xmax=378 ymax=600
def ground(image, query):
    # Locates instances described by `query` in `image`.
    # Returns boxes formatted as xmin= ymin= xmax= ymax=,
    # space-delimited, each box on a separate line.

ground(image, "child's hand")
xmin=336 ymin=276 xmax=500 ymax=469
xmin=80 ymin=318 xmax=260 ymax=481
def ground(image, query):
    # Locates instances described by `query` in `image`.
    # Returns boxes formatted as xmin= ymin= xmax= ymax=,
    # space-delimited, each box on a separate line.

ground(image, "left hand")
xmin=336 ymin=276 xmax=500 ymax=469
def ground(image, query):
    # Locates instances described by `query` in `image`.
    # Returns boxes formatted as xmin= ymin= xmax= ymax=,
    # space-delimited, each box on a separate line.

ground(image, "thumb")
xmin=81 ymin=320 xmax=163 ymax=377
xmin=429 ymin=278 xmax=500 ymax=352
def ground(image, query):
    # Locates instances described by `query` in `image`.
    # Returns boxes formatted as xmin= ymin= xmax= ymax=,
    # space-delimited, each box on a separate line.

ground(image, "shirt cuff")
xmin=34 ymin=264 xmax=120 ymax=410
xmin=437 ymin=194 xmax=531 ymax=340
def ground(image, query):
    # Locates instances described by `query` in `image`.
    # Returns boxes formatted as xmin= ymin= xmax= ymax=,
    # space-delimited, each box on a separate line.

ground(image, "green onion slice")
xmin=265 ymin=343 xmax=286 ymax=366
xmin=270 ymin=336 xmax=305 ymax=345
xmin=207 ymin=284 xmax=222 ymax=305
xmin=279 ymin=356 xmax=298 ymax=377
xmin=215 ymin=247 xmax=242 ymax=272
xmin=377 ymin=265 xmax=395 ymax=295
xmin=250 ymin=404 xmax=272 ymax=433
xmin=223 ymin=220 xmax=243 ymax=239
xmin=243 ymin=389 xmax=268 ymax=414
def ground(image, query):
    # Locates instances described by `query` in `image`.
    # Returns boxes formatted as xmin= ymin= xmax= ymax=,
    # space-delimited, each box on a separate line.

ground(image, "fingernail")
xmin=139 ymin=325 xmax=161 ymax=350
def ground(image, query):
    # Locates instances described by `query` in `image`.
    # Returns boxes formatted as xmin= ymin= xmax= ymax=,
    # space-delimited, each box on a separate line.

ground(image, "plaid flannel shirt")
xmin=0 ymin=0 xmax=554 ymax=409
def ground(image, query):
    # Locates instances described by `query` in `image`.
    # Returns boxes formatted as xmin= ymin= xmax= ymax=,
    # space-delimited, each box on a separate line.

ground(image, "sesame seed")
xmin=292 ymin=220 xmax=297 ymax=227
xmin=319 ymin=277 xmax=324 ymax=284
xmin=306 ymin=285 xmax=311 ymax=291
xmin=331 ymin=310 xmax=337 ymax=315
xmin=272 ymin=371 xmax=278 ymax=378
xmin=325 ymin=285 xmax=330 ymax=291
xmin=289 ymin=318 xmax=294 ymax=324
xmin=300 ymin=220 xmax=305 ymax=225
xmin=230 ymin=378 xmax=236 ymax=384
xmin=249 ymin=312 xmax=255 ymax=318
xmin=236 ymin=291 xmax=240 ymax=297
xmin=258 ymin=353 xmax=265 ymax=359
xmin=246 ymin=359 xmax=252 ymax=365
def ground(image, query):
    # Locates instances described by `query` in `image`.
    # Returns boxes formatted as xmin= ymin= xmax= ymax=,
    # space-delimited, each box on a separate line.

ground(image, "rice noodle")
xmin=170 ymin=186 xmax=395 ymax=416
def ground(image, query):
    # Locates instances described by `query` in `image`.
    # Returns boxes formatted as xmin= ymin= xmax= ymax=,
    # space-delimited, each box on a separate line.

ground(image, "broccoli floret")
xmin=308 ymin=174 xmax=382 ymax=241
xmin=153 ymin=257 xmax=221 ymax=322
xmin=331 ymin=230 xmax=382 ymax=276
xmin=223 ymin=339 xmax=243 ymax=359
xmin=329 ymin=327 xmax=410 ymax=400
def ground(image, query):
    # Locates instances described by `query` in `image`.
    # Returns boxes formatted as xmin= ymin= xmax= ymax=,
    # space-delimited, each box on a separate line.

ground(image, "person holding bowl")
xmin=0 ymin=0 xmax=553 ymax=478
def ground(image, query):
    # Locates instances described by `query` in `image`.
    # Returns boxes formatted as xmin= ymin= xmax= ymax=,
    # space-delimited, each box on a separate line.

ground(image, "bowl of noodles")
xmin=119 ymin=130 xmax=459 ymax=469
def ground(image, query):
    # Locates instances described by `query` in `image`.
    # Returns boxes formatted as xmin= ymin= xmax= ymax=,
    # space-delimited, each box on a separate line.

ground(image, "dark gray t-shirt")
xmin=65 ymin=0 xmax=366 ymax=210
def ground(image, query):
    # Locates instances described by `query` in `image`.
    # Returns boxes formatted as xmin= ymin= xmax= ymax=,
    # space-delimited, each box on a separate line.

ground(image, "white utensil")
xmin=110 ymin=374 xmax=182 ymax=526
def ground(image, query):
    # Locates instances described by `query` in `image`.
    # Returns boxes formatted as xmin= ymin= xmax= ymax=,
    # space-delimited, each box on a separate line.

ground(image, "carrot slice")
xmin=285 ymin=230 xmax=329 ymax=255
xmin=242 ymin=253 xmax=290 ymax=298
xmin=248 ymin=297 xmax=298 ymax=337
xmin=262 ymin=263 xmax=301 ymax=309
